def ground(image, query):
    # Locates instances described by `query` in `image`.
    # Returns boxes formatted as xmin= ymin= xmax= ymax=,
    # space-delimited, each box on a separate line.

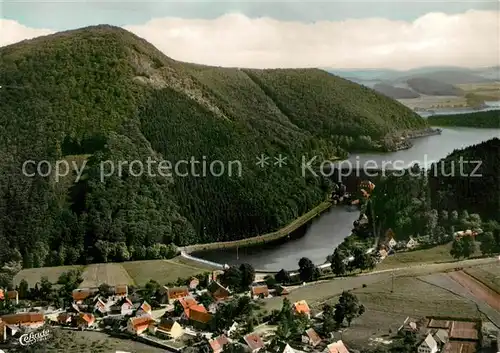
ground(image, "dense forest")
xmin=427 ymin=110 xmax=500 ymax=128
xmin=0 ymin=25 xmax=429 ymax=268
xmin=369 ymin=138 xmax=500 ymax=240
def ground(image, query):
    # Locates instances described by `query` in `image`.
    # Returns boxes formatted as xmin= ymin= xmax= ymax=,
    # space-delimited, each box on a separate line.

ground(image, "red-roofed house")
xmin=186 ymin=305 xmax=212 ymax=329
xmin=6 ymin=290 xmax=19 ymax=305
xmin=114 ymin=285 xmax=128 ymax=298
xmin=163 ymin=286 xmax=190 ymax=304
xmin=127 ymin=315 xmax=155 ymax=335
xmin=76 ymin=313 xmax=96 ymax=329
xmin=209 ymin=334 xmax=230 ymax=353
xmin=0 ymin=289 xmax=4 ymax=300
xmin=302 ymin=328 xmax=321 ymax=347
xmin=57 ymin=313 xmax=73 ymax=325
xmin=325 ymin=340 xmax=350 ymax=353
xmin=208 ymin=281 xmax=230 ymax=301
xmin=243 ymin=333 xmax=265 ymax=353
xmin=293 ymin=300 xmax=311 ymax=318
xmin=1 ymin=312 xmax=45 ymax=330
xmin=136 ymin=301 xmax=152 ymax=316
xmin=188 ymin=277 xmax=200 ymax=290
xmin=250 ymin=285 xmax=269 ymax=299
xmin=72 ymin=289 xmax=95 ymax=303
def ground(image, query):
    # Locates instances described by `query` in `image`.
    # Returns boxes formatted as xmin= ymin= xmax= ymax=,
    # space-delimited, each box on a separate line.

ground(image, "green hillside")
xmin=427 ymin=110 xmax=500 ymax=128
xmin=0 ymin=25 xmax=428 ymax=268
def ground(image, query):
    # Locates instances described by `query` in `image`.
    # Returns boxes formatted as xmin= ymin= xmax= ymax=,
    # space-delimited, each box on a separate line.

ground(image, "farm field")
xmin=13 ymin=256 xmax=212 ymax=288
xmin=36 ymin=328 xmax=167 ymax=353
xmin=79 ymin=263 xmax=135 ymax=288
xmin=321 ymin=276 xmax=480 ymax=350
xmin=121 ymin=257 xmax=213 ymax=286
xmin=465 ymin=263 xmax=500 ymax=294
xmin=447 ymin=271 xmax=500 ymax=312
xmin=375 ymin=243 xmax=481 ymax=270
xmin=13 ymin=265 xmax=83 ymax=287
xmin=457 ymin=82 xmax=500 ymax=100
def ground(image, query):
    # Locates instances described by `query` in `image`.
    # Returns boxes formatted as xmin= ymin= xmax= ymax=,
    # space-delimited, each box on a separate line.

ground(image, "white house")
xmin=417 ymin=333 xmax=438 ymax=353
xmin=406 ymin=237 xmax=419 ymax=249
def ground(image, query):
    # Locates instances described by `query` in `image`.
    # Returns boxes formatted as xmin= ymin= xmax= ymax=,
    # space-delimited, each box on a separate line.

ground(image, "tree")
xmin=196 ymin=292 xmax=214 ymax=309
xmin=39 ymin=276 xmax=52 ymax=300
xmin=275 ymin=269 xmax=291 ymax=284
xmin=222 ymin=343 xmax=247 ymax=353
xmin=298 ymin=257 xmax=319 ymax=282
xmin=334 ymin=291 xmax=365 ymax=327
xmin=239 ymin=263 xmax=255 ymax=289
xmin=98 ymin=283 xmax=113 ymax=297
xmin=330 ymin=249 xmax=346 ymax=276
xmin=322 ymin=303 xmax=336 ymax=334
xmin=18 ymin=279 xmax=29 ymax=299
xmin=479 ymin=232 xmax=500 ymax=255
xmin=450 ymin=236 xmax=477 ymax=259
xmin=220 ymin=266 xmax=242 ymax=292
xmin=173 ymin=300 xmax=185 ymax=316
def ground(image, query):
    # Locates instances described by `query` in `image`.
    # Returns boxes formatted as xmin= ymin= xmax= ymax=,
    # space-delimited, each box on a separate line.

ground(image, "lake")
xmin=196 ymin=127 xmax=500 ymax=271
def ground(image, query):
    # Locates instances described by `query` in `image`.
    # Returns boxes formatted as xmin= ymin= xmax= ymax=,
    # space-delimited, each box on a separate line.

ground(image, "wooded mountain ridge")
xmin=0 ymin=25 xmax=428 ymax=267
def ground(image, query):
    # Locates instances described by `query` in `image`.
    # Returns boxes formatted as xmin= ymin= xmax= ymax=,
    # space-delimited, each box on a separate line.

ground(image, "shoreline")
xmin=181 ymin=200 xmax=334 ymax=254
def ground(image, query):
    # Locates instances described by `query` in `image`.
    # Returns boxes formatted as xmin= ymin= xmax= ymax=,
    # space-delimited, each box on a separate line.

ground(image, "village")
xmin=1 ymin=254 xmax=499 ymax=353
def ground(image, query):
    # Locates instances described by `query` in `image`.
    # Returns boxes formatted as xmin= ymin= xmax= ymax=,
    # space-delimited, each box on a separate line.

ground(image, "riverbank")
xmin=181 ymin=201 xmax=333 ymax=254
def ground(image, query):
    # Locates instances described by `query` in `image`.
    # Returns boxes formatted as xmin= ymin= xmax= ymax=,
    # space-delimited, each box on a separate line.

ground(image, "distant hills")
xmin=324 ymin=66 xmax=499 ymax=99
xmin=0 ymin=25 xmax=428 ymax=268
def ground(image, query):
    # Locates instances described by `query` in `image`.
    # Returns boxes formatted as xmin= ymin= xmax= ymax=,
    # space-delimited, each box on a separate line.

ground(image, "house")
xmin=151 ymin=318 xmax=184 ymax=340
xmin=177 ymin=296 xmax=199 ymax=316
xmin=433 ymin=328 xmax=449 ymax=346
xmin=276 ymin=286 xmax=289 ymax=296
xmin=243 ymin=333 xmax=265 ymax=353
xmin=325 ymin=340 xmax=350 ymax=353
xmin=0 ymin=289 xmax=3 ymax=300
xmin=111 ymin=297 xmax=134 ymax=316
xmin=72 ymin=288 xmax=95 ymax=303
xmin=208 ymin=270 xmax=225 ymax=284
xmin=0 ymin=319 xmax=6 ymax=342
xmin=136 ymin=301 xmax=152 ymax=316
xmin=226 ymin=321 xmax=239 ymax=337
xmin=76 ymin=313 xmax=95 ymax=329
xmin=417 ymin=333 xmax=438 ymax=353
xmin=188 ymin=277 xmax=200 ymax=290
xmin=398 ymin=316 xmax=420 ymax=333
xmin=209 ymin=334 xmax=230 ymax=353
xmin=293 ymin=300 xmax=311 ymax=318
xmin=378 ymin=249 xmax=388 ymax=260
xmin=57 ymin=313 xmax=73 ymax=325
xmin=208 ymin=281 xmax=230 ymax=301
xmin=6 ymin=290 xmax=19 ymax=305
xmin=302 ymin=327 xmax=321 ymax=347
xmin=94 ymin=297 xmax=109 ymax=315
xmin=0 ymin=312 xmax=45 ymax=330
xmin=250 ymin=285 xmax=269 ymax=299
xmin=114 ymin=285 xmax=128 ymax=298
xmin=127 ymin=315 xmax=155 ymax=335
xmin=186 ymin=304 xmax=212 ymax=329
xmin=406 ymin=237 xmax=419 ymax=249
xmin=162 ymin=286 xmax=190 ymax=304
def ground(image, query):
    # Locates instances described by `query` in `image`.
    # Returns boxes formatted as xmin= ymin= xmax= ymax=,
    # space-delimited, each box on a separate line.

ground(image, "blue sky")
xmin=3 ymin=1 xmax=498 ymax=30
xmin=1 ymin=1 xmax=498 ymax=69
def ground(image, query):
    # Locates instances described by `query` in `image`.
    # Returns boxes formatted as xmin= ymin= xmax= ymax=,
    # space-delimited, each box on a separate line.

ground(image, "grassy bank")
xmin=182 ymin=201 xmax=333 ymax=253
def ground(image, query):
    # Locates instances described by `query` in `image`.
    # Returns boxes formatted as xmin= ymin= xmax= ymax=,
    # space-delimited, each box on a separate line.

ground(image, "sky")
xmin=1 ymin=1 xmax=499 ymax=69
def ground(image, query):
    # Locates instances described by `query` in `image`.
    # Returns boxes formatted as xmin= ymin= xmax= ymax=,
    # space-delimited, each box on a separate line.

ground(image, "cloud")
xmin=2 ymin=10 xmax=498 ymax=69
xmin=0 ymin=19 xmax=54 ymax=47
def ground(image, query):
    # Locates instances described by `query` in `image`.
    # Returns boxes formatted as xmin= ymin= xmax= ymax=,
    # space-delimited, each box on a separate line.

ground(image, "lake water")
xmin=196 ymin=127 xmax=500 ymax=271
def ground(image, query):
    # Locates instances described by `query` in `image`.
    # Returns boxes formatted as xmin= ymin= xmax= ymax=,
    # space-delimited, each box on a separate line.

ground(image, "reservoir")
xmin=196 ymin=127 xmax=500 ymax=271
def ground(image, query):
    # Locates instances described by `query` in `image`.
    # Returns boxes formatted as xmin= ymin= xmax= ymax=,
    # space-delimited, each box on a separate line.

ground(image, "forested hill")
xmin=428 ymin=138 xmax=500 ymax=221
xmin=0 ymin=25 xmax=428 ymax=268
xmin=427 ymin=110 xmax=500 ymax=128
